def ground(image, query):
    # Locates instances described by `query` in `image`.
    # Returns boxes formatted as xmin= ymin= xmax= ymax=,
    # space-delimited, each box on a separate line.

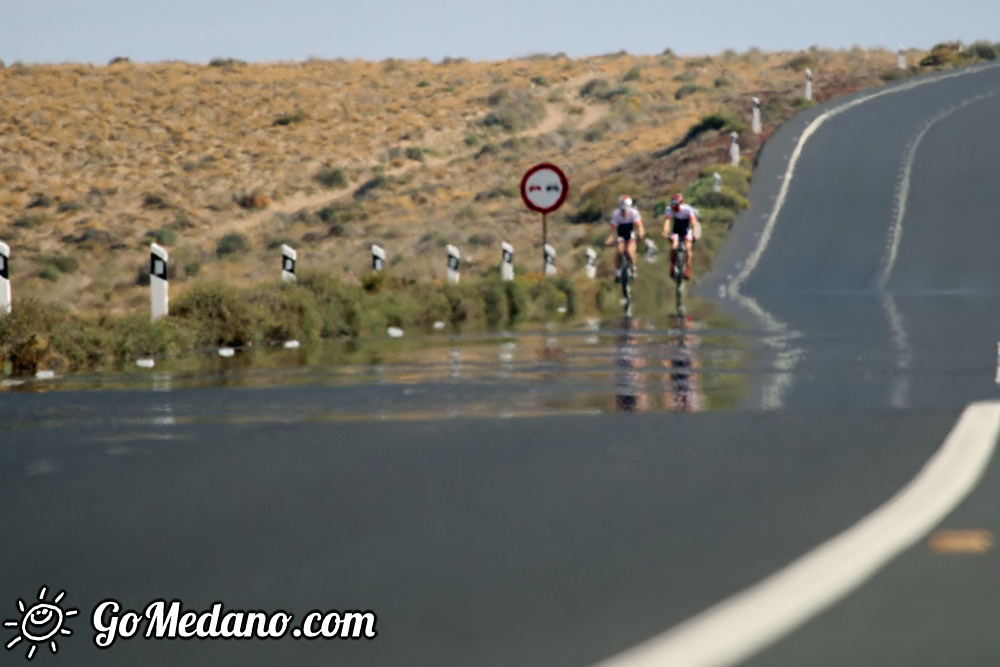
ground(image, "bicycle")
xmin=672 ymin=241 xmax=688 ymax=316
xmin=618 ymin=246 xmax=634 ymax=318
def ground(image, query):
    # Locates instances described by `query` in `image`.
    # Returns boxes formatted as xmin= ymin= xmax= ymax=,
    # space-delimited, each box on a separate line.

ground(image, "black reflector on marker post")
xmin=0 ymin=241 xmax=10 ymax=314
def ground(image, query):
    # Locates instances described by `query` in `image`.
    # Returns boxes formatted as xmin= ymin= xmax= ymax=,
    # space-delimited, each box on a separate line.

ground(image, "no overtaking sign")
xmin=520 ymin=163 xmax=568 ymax=214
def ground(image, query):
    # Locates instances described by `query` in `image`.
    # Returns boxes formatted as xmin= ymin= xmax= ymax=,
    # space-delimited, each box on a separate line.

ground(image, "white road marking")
xmin=596 ymin=401 xmax=1000 ymax=667
xmin=877 ymin=91 xmax=1000 ymax=289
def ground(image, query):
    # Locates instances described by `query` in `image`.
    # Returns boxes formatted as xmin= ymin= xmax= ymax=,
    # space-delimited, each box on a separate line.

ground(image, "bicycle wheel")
xmin=674 ymin=246 xmax=686 ymax=315
xmin=620 ymin=254 xmax=632 ymax=317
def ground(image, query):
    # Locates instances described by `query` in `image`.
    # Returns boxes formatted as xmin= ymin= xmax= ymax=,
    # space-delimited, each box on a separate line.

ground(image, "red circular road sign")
xmin=520 ymin=163 xmax=569 ymax=214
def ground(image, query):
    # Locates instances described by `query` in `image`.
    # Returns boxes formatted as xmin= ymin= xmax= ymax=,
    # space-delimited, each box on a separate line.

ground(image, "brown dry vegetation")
xmin=0 ymin=44 xmax=980 ymax=315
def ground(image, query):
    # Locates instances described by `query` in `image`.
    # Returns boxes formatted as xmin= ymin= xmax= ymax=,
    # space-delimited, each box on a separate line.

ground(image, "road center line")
xmin=877 ymin=91 xmax=999 ymax=289
xmin=596 ymin=401 xmax=1000 ymax=667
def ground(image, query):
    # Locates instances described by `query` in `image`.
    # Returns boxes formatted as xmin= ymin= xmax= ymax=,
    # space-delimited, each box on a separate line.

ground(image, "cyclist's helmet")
xmin=618 ymin=194 xmax=633 ymax=210
xmin=670 ymin=193 xmax=684 ymax=210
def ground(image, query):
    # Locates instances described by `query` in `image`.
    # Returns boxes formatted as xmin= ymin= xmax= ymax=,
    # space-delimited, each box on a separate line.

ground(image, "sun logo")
xmin=4 ymin=587 xmax=78 ymax=660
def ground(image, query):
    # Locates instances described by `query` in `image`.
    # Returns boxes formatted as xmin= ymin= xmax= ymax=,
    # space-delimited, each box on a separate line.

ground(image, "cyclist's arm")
xmin=635 ymin=217 xmax=646 ymax=241
xmin=691 ymin=215 xmax=701 ymax=242
xmin=605 ymin=222 xmax=617 ymax=246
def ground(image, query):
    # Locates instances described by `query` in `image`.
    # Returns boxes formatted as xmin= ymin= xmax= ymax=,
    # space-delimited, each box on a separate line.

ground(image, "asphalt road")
xmin=4 ymin=63 xmax=1000 ymax=667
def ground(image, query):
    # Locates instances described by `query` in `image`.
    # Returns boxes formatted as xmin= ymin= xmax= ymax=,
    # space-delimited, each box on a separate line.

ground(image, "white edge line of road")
xmin=596 ymin=400 xmax=1000 ymax=667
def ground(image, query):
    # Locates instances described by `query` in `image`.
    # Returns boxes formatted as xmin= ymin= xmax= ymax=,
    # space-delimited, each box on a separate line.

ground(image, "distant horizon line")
xmin=1 ymin=41 xmax=954 ymax=68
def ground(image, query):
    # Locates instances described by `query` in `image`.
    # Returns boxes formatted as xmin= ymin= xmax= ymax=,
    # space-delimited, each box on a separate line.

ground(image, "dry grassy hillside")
xmin=0 ymin=44 xmax=981 ymax=315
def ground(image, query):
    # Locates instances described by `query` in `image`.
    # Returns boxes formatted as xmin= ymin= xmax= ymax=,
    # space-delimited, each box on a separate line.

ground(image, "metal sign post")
xmin=520 ymin=163 xmax=568 ymax=276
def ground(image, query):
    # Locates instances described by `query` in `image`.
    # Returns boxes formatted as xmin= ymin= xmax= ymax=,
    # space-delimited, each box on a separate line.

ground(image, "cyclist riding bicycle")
xmin=662 ymin=193 xmax=700 ymax=280
xmin=605 ymin=195 xmax=646 ymax=279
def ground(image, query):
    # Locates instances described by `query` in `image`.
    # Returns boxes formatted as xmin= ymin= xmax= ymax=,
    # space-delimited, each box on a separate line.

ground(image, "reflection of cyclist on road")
xmin=664 ymin=316 xmax=703 ymax=412
xmin=613 ymin=318 xmax=648 ymax=412
xmin=605 ymin=195 xmax=646 ymax=279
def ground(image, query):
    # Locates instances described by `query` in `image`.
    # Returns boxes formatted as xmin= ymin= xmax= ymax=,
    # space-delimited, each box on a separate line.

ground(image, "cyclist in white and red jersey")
xmin=662 ymin=193 xmax=700 ymax=280
xmin=604 ymin=195 xmax=646 ymax=278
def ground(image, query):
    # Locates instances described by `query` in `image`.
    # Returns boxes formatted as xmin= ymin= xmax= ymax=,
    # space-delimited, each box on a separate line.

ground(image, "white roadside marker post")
xmin=544 ymin=244 xmax=557 ymax=277
xmin=371 ymin=244 xmax=385 ymax=272
xmin=713 ymin=172 xmax=723 ymax=193
xmin=898 ymin=47 xmax=906 ymax=70
xmin=805 ymin=68 xmax=814 ymax=102
xmin=446 ymin=244 xmax=460 ymax=284
xmin=752 ymin=96 xmax=762 ymax=134
xmin=150 ymin=243 xmax=169 ymax=322
xmin=281 ymin=244 xmax=297 ymax=283
xmin=501 ymin=242 xmax=514 ymax=282
xmin=585 ymin=248 xmax=597 ymax=279
xmin=730 ymin=132 xmax=740 ymax=167
xmin=0 ymin=241 xmax=10 ymax=315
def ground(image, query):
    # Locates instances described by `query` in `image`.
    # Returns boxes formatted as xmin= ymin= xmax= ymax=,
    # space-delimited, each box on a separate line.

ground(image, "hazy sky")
xmin=2 ymin=0 xmax=996 ymax=64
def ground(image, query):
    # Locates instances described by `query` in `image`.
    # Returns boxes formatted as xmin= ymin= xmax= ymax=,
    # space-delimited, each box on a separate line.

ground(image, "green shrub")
xmin=622 ymin=66 xmax=642 ymax=82
xmin=142 ymin=192 xmax=170 ymax=209
xmin=699 ymin=164 xmax=751 ymax=192
xmin=880 ymin=68 xmax=909 ymax=83
xmin=482 ymin=88 xmax=545 ymax=132
xmin=208 ymin=57 xmax=246 ymax=67
xmin=714 ymin=76 xmax=733 ymax=88
xmin=962 ymin=41 xmax=998 ymax=61
xmin=672 ymin=71 xmax=697 ymax=83
xmin=47 ymin=255 xmax=79 ymax=274
xmin=920 ymin=43 xmax=961 ymax=67
xmin=273 ymin=110 xmax=307 ymax=126
xmin=146 ymin=226 xmax=178 ymax=246
xmin=13 ymin=214 xmax=45 ymax=229
xmin=38 ymin=264 xmax=62 ymax=282
xmin=354 ymin=175 xmax=390 ymax=199
xmin=580 ymin=78 xmax=636 ymax=101
xmin=250 ymin=284 xmax=323 ymax=344
xmin=530 ymin=75 xmax=549 ymax=86
xmin=315 ymin=167 xmax=347 ymax=188
xmin=404 ymin=146 xmax=424 ymax=161
xmin=785 ymin=53 xmax=816 ymax=71
xmin=572 ymin=177 xmax=642 ymax=223
xmin=467 ymin=232 xmax=495 ymax=247
xmin=108 ymin=315 xmax=171 ymax=362
xmin=674 ymin=85 xmax=702 ymax=100
xmin=683 ymin=112 xmax=747 ymax=143
xmin=171 ymin=282 xmax=257 ymax=347
xmin=216 ymin=232 xmax=251 ymax=258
